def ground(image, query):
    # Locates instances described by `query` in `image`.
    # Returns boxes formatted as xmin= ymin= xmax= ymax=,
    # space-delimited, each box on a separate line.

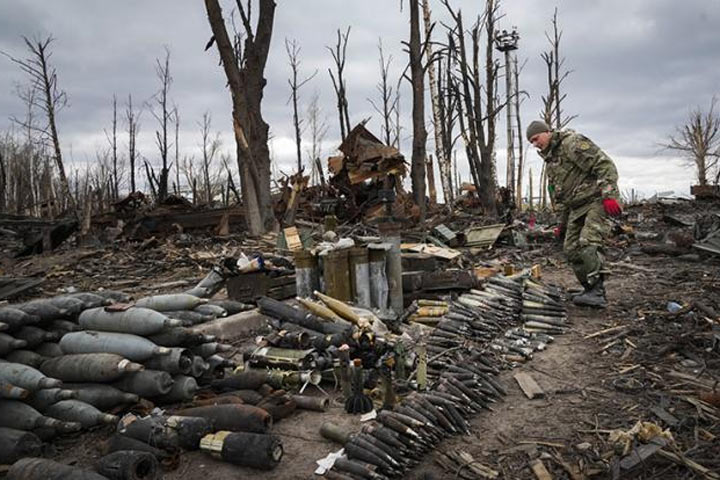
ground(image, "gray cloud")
xmin=1 ymin=0 xmax=718 ymax=198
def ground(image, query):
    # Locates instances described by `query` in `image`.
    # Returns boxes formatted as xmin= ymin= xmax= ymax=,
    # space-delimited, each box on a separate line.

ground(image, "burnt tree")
xmin=540 ymin=8 xmax=575 ymax=129
xmin=199 ymin=111 xmax=222 ymax=204
xmin=125 ymin=94 xmax=140 ymax=193
xmin=174 ymin=106 xmax=181 ymax=194
xmin=147 ymin=47 xmax=174 ymax=202
xmin=205 ymin=0 xmax=276 ymax=234
xmin=422 ymin=0 xmax=453 ymax=205
xmin=443 ymin=0 xmax=502 ymax=213
xmin=327 ymin=27 xmax=352 ymax=142
xmin=368 ymin=39 xmax=398 ymax=147
xmin=4 ymin=36 xmax=76 ymax=216
xmin=407 ymin=0 xmax=428 ymax=221
xmin=306 ymin=92 xmax=328 ymax=187
xmin=104 ymin=95 xmax=120 ymax=200
xmin=664 ymin=98 xmax=720 ymax=187
xmin=285 ymin=38 xmax=316 ymax=174
xmin=436 ymin=32 xmax=460 ymax=203
xmin=0 ymin=149 xmax=5 ymax=212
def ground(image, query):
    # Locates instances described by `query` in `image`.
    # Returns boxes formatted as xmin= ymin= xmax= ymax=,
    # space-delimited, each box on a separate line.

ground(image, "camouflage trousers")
xmin=562 ymin=201 xmax=610 ymax=287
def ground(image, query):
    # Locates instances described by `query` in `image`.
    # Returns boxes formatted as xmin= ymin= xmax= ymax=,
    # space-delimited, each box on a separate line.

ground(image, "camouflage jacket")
xmin=540 ymin=130 xmax=619 ymax=223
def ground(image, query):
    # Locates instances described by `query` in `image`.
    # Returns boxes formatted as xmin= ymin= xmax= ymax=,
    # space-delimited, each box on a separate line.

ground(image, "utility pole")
xmin=494 ymin=28 xmax=519 ymax=198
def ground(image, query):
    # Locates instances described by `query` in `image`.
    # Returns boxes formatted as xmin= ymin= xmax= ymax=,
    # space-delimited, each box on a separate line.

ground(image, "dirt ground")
xmin=397 ymin=251 xmax=720 ymax=480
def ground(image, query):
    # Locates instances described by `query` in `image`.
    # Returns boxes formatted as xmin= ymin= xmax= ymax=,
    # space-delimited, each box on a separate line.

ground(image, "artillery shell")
xmin=135 ymin=293 xmax=207 ymax=312
xmin=344 ymin=441 xmax=395 ymax=474
xmin=175 ymin=404 xmax=272 ymax=434
xmin=199 ymin=430 xmax=283 ymax=470
xmin=0 ymin=428 xmax=42 ymax=465
xmin=96 ymin=450 xmax=161 ymax=480
xmin=45 ymin=399 xmax=118 ymax=428
xmin=65 ymin=383 xmax=138 ymax=410
xmin=7 ymin=457 xmax=107 ymax=480
xmin=291 ymin=394 xmax=329 ymax=412
xmin=41 ymin=353 xmax=143 ymax=383
xmin=334 ymin=457 xmax=388 ymax=480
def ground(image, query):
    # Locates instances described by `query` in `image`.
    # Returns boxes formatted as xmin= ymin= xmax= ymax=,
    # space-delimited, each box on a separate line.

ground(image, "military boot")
xmin=568 ymin=281 xmax=590 ymax=300
xmin=572 ymin=278 xmax=607 ymax=308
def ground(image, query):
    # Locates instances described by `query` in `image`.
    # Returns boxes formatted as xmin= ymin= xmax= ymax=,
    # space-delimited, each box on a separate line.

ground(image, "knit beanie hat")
xmin=526 ymin=120 xmax=550 ymax=141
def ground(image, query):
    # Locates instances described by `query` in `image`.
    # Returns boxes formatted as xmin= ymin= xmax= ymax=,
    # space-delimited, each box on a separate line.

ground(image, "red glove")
xmin=553 ymin=225 xmax=565 ymax=239
xmin=602 ymin=198 xmax=622 ymax=217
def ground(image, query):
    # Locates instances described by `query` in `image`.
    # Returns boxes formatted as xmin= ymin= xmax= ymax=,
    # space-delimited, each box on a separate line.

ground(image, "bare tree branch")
xmin=663 ymin=97 xmax=720 ymax=186
xmin=326 ymin=27 xmax=352 ymax=141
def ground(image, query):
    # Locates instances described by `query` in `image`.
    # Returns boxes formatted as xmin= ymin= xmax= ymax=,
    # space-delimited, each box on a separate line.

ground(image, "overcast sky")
xmin=1 ymin=0 xmax=718 ymax=200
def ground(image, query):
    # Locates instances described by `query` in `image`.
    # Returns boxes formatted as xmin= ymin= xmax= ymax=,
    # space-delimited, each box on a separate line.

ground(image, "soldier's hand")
xmin=553 ymin=224 xmax=566 ymax=239
xmin=602 ymin=198 xmax=622 ymax=217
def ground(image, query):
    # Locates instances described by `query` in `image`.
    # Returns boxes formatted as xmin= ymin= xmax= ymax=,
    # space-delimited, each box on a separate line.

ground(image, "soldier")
xmin=526 ymin=120 xmax=622 ymax=308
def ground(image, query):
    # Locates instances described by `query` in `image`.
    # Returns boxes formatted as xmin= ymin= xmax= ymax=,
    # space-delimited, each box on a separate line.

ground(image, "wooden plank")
xmin=619 ymin=437 xmax=667 ymax=470
xmin=474 ymin=266 xmax=502 ymax=280
xmin=650 ymin=406 xmax=679 ymax=427
xmin=283 ymin=226 xmax=303 ymax=252
xmin=519 ymin=440 xmax=565 ymax=449
xmin=327 ymin=155 xmax=344 ymax=175
xmin=530 ymin=459 xmax=553 ymax=480
xmin=138 ymin=207 xmax=245 ymax=232
xmin=0 ymin=277 xmax=44 ymax=301
xmin=401 ymin=253 xmax=438 ymax=272
xmin=657 ymin=449 xmax=720 ymax=480
xmin=347 ymin=163 xmax=404 ymax=184
xmin=583 ymin=324 xmax=628 ymax=339
xmin=514 ymin=372 xmax=545 ymax=399
xmin=408 ymin=243 xmax=461 ymax=260
xmin=216 ymin=212 xmax=230 ymax=236
xmin=666 ymin=370 xmax=716 ymax=390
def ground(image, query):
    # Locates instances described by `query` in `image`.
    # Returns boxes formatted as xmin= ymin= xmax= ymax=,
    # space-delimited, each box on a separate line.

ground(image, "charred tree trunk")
xmin=422 ymin=0 xmax=452 ymax=206
xmin=150 ymin=47 xmax=173 ymax=202
xmin=289 ymin=40 xmax=303 ymax=173
xmin=369 ymin=40 xmax=397 ymax=147
xmin=328 ymin=27 xmax=351 ymax=142
xmin=106 ymin=94 xmax=119 ymax=201
xmin=199 ymin=112 xmax=221 ymax=205
xmin=540 ymin=8 xmax=575 ymax=129
xmin=0 ymin=149 xmax=5 ymax=212
xmin=38 ymin=45 xmax=74 ymax=216
xmin=285 ymin=38 xmax=316 ymax=174
xmin=174 ymin=107 xmax=180 ymax=195
xmin=479 ymin=0 xmax=498 ymax=214
xmin=438 ymin=43 xmax=458 ymax=201
xmin=205 ymin=0 xmax=276 ymax=234
xmin=442 ymin=1 xmax=500 ymax=214
xmin=514 ymin=57 xmax=525 ymax=209
xmin=426 ymin=154 xmax=437 ymax=205
xmin=445 ymin=8 xmax=482 ymax=195
xmin=222 ymin=155 xmax=242 ymax=204
xmin=8 ymin=37 xmax=76 ymax=216
xmin=306 ymin=93 xmax=328 ymax=187
xmin=144 ymin=159 xmax=158 ymax=200
xmin=408 ymin=0 xmax=427 ymax=221
xmin=126 ymin=94 xmax=139 ymax=194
